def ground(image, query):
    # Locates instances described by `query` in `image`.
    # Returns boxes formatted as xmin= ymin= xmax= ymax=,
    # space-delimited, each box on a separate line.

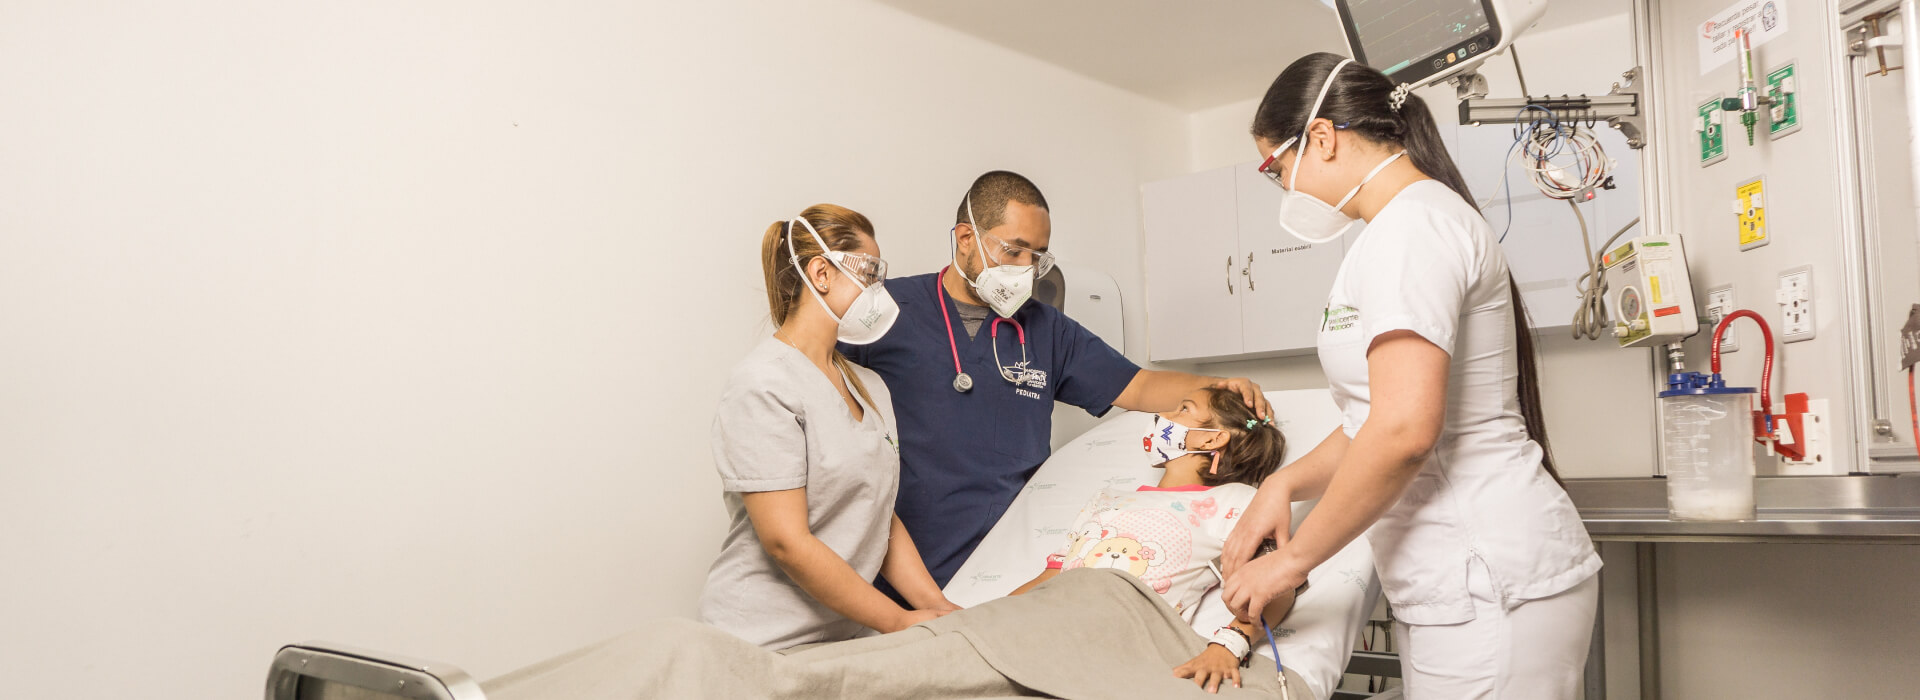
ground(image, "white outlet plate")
xmin=1706 ymin=285 xmax=1737 ymax=352
xmin=1778 ymin=265 xmax=1815 ymax=343
xmin=1780 ymin=399 xmax=1834 ymax=474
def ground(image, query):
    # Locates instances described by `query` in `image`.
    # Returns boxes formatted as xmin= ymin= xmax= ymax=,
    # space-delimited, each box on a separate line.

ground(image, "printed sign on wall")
xmin=1698 ymin=0 xmax=1788 ymax=75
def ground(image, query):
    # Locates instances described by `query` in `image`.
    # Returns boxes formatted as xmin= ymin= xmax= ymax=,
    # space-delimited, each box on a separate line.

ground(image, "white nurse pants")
xmin=1391 ymin=559 xmax=1599 ymax=700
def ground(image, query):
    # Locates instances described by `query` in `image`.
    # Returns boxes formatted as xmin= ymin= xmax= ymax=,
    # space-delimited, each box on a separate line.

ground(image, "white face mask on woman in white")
xmin=1262 ymin=57 xmax=1406 ymax=245
xmin=788 ymin=216 xmax=900 ymax=345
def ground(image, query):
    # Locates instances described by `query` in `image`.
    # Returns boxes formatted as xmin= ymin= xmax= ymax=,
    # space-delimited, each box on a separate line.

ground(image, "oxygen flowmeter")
xmin=1601 ymin=234 xmax=1700 ymax=348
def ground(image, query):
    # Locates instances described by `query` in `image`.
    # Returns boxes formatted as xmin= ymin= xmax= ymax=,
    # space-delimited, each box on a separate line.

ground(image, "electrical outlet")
xmin=1780 ymin=399 xmax=1833 ymax=475
xmin=1706 ymin=285 xmax=1737 ymax=352
xmin=1777 ymin=266 xmax=1815 ymax=342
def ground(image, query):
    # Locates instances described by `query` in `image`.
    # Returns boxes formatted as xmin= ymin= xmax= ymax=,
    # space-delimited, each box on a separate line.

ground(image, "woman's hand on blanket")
xmin=1221 ymin=483 xmax=1292 ymax=579
xmin=1222 ymin=549 xmax=1308 ymax=624
xmin=1173 ymin=644 xmax=1243 ymax=693
xmin=882 ymin=607 xmax=953 ymax=633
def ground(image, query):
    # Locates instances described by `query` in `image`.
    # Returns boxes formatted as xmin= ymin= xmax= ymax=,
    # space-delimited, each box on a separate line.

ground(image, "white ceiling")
xmin=875 ymin=0 xmax=1349 ymax=111
xmin=875 ymin=0 xmax=1633 ymax=112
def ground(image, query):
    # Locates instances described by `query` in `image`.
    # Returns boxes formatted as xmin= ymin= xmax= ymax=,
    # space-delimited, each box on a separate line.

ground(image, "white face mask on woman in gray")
xmin=789 ymin=216 xmax=899 ymax=345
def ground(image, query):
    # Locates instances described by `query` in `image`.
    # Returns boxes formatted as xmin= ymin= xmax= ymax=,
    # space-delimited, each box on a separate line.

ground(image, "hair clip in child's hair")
xmin=1244 ymin=417 xmax=1274 ymax=430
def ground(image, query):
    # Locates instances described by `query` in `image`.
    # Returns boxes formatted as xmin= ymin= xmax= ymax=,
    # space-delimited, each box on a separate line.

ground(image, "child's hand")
xmin=1172 ymin=644 xmax=1242 ymax=693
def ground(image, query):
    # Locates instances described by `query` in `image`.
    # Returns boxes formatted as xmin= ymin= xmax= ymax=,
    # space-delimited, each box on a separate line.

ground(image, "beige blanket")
xmin=485 ymin=568 xmax=1305 ymax=700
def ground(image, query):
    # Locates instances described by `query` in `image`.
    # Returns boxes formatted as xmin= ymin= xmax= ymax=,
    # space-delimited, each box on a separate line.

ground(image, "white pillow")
xmin=943 ymin=389 xmax=1379 ymax=700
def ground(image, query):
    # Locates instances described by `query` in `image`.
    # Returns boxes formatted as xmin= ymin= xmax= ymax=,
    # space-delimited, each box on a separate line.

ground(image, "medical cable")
xmin=1569 ymin=205 xmax=1642 ymax=340
xmin=1480 ymin=105 xmax=1556 ymax=243
xmin=1260 ymin=615 xmax=1290 ymax=700
xmin=935 ymin=266 xmax=973 ymax=392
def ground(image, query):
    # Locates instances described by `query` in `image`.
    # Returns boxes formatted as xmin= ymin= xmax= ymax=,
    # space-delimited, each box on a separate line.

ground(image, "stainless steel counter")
xmin=1566 ymin=474 xmax=1920 ymax=542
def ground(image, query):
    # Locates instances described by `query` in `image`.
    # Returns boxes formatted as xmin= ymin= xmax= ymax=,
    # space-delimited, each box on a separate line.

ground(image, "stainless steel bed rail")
xmin=266 ymin=641 xmax=487 ymax=700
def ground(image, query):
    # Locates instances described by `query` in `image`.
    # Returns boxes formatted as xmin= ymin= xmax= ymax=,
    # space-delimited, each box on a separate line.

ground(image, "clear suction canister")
xmin=1658 ymin=372 xmax=1757 ymax=521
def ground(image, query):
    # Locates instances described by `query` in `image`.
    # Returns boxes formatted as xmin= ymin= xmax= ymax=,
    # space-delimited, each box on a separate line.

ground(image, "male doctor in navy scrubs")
xmin=843 ymin=170 xmax=1273 ymax=592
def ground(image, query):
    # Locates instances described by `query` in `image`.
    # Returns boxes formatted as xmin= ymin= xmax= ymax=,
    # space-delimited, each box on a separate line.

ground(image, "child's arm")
xmin=742 ymin=489 xmax=940 ymax=633
xmin=879 ymin=513 xmax=960 ymax=612
xmin=1174 ymin=574 xmax=1300 ymax=693
xmin=1008 ymin=567 xmax=1060 ymax=595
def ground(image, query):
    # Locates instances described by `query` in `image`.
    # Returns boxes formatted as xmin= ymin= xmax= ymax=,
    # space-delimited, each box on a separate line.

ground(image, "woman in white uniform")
xmin=698 ymin=204 xmax=959 ymax=650
xmin=1219 ymin=54 xmax=1602 ymax=698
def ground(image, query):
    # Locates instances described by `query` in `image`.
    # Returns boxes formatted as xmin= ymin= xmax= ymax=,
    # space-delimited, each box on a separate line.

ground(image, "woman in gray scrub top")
xmin=697 ymin=204 xmax=960 ymax=650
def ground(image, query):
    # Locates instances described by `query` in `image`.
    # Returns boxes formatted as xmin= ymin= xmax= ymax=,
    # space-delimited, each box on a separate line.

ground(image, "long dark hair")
xmin=1250 ymin=52 xmax=1559 ymax=483
xmin=1197 ymin=388 xmax=1289 ymax=488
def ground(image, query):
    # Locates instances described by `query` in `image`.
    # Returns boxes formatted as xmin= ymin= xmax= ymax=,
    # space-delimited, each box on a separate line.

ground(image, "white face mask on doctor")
xmin=1261 ymin=57 xmax=1407 ymax=245
xmin=954 ymin=195 xmax=1055 ymax=318
xmin=788 ymin=216 xmax=900 ymax=345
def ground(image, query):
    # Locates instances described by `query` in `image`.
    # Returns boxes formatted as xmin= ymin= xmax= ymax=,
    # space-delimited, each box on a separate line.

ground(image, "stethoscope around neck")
xmin=937 ymin=266 xmax=1030 ymax=393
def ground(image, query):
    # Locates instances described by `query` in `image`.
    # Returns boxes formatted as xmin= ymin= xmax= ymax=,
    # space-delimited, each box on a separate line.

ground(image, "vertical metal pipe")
xmin=1903 ymin=2 xmax=1920 ymax=228
xmin=1631 ymin=0 xmax=1672 ymax=480
xmin=1635 ymin=542 xmax=1661 ymax=700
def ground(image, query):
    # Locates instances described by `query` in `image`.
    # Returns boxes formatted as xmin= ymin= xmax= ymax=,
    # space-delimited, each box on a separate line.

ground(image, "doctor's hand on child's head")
xmin=1208 ymin=377 xmax=1272 ymax=420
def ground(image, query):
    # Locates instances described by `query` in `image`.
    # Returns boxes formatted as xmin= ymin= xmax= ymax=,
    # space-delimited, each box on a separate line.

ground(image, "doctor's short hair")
xmin=1198 ymin=388 xmax=1288 ymax=488
xmin=955 ymin=170 xmax=1049 ymax=230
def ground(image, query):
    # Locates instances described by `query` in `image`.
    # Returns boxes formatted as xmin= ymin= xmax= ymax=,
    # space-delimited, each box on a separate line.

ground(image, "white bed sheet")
xmin=943 ymin=389 xmax=1381 ymax=700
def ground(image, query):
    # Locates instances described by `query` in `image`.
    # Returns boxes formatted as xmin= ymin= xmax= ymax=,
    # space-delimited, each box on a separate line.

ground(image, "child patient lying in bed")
xmin=483 ymin=387 xmax=1303 ymax=700
xmin=1007 ymin=386 xmax=1298 ymax=694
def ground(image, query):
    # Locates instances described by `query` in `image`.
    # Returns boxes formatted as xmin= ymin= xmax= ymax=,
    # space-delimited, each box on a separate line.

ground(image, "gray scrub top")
xmin=697 ymin=336 xmax=900 ymax=649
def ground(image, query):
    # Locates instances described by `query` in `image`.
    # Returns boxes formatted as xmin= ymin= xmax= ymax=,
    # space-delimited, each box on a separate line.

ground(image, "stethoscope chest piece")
xmin=953 ymin=372 xmax=974 ymax=393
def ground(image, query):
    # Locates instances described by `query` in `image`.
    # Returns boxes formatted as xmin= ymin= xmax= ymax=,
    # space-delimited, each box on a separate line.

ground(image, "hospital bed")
xmin=267 ymin=389 xmax=1398 ymax=700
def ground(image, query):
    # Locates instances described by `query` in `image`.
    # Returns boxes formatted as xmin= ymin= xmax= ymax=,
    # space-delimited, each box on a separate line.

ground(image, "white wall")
xmin=0 ymin=1 xmax=1188 ymax=697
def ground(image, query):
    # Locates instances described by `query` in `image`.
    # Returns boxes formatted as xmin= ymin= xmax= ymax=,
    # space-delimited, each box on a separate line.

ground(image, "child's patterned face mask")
xmin=1143 ymin=415 xmax=1223 ymax=472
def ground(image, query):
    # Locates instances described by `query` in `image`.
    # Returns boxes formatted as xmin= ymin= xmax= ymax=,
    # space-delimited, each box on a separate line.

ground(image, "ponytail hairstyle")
xmin=1196 ymin=388 xmax=1289 ymax=488
xmin=1249 ymin=52 xmax=1560 ymax=484
xmin=759 ymin=204 xmax=880 ymax=408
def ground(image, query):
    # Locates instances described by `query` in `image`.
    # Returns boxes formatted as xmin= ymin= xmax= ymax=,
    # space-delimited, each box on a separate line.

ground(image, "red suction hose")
xmin=1710 ymin=310 xmax=1775 ymax=419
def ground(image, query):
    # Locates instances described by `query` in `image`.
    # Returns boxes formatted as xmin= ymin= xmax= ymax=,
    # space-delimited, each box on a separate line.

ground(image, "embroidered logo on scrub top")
xmin=1321 ymin=305 xmax=1360 ymax=333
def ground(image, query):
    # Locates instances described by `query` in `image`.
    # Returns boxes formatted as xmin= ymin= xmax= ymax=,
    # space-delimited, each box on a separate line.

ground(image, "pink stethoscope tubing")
xmin=936 ymin=266 xmax=1028 ymax=392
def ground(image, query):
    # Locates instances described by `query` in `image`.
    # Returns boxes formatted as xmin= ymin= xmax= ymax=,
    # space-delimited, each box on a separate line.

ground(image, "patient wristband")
xmin=1209 ymin=627 xmax=1252 ymax=664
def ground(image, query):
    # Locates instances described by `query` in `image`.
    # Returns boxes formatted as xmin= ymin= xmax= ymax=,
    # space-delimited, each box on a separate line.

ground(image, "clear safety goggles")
xmin=1256 ymin=121 xmax=1350 ymax=191
xmin=980 ymin=231 xmax=1056 ymax=278
xmin=1256 ymin=137 xmax=1300 ymax=190
xmin=821 ymin=250 xmax=889 ymax=287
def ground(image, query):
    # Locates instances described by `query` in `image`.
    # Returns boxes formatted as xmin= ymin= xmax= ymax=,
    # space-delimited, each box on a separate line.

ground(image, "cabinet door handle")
xmin=1243 ymin=252 xmax=1256 ymax=291
xmin=1226 ymin=255 xmax=1235 ymax=295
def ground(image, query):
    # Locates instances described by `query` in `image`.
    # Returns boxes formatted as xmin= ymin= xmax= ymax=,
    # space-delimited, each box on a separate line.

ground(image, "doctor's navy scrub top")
xmin=842 ymin=271 xmax=1140 ymax=588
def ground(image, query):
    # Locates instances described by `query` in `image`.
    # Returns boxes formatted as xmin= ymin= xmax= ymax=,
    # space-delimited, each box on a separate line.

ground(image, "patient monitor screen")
xmin=1341 ymin=0 xmax=1495 ymax=82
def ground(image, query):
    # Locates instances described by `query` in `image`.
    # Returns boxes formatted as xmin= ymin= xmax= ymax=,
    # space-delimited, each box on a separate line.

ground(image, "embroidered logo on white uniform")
xmin=1321 ymin=304 xmax=1361 ymax=334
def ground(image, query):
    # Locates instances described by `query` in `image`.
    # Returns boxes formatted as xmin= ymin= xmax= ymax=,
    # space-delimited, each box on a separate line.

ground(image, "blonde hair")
xmin=759 ymin=204 xmax=879 ymax=408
